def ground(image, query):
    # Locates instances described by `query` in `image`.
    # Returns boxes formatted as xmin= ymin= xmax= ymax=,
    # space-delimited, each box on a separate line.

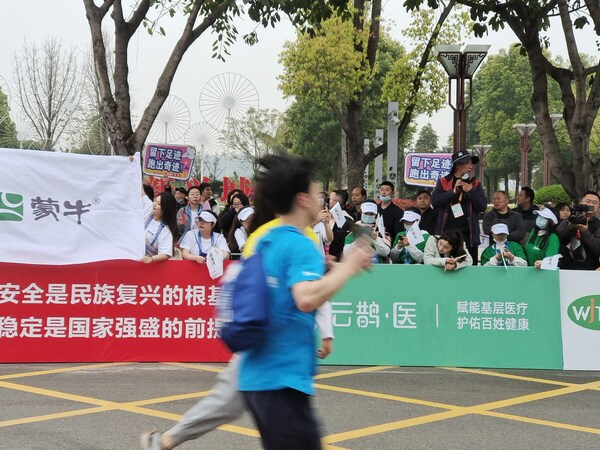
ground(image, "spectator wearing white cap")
xmin=480 ymin=222 xmax=527 ymax=267
xmin=227 ymin=206 xmax=255 ymax=258
xmin=344 ymin=200 xmax=390 ymax=262
xmin=390 ymin=210 xmax=430 ymax=264
xmin=524 ymin=208 xmax=560 ymax=268
xmin=180 ymin=211 xmax=230 ymax=263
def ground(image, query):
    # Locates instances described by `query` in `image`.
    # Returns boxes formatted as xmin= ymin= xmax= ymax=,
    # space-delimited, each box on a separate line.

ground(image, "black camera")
xmin=569 ymin=204 xmax=594 ymax=225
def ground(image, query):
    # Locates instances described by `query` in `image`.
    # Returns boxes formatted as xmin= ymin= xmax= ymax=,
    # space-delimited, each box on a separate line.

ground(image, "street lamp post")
xmin=513 ymin=123 xmax=537 ymax=190
xmin=543 ymin=113 xmax=563 ymax=186
xmin=435 ymin=44 xmax=491 ymax=153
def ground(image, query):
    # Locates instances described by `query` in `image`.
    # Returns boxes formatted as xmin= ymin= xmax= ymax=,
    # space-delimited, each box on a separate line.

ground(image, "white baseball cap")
xmin=197 ymin=211 xmax=217 ymax=223
xmin=491 ymin=223 xmax=509 ymax=235
xmin=400 ymin=210 xmax=421 ymax=223
xmin=533 ymin=208 xmax=558 ymax=224
xmin=237 ymin=206 xmax=254 ymax=222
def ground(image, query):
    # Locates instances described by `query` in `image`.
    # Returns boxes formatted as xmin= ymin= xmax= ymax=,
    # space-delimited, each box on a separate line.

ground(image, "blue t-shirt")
xmin=238 ymin=225 xmax=325 ymax=396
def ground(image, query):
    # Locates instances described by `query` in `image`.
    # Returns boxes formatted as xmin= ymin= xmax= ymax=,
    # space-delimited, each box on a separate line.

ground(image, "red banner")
xmin=0 ymin=261 xmax=232 ymax=363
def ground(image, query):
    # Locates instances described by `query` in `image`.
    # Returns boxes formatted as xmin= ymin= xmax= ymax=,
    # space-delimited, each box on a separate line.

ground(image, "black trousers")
xmin=243 ymin=389 xmax=322 ymax=450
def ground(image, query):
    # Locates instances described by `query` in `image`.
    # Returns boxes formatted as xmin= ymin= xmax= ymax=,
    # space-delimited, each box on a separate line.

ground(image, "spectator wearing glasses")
xmin=557 ymin=191 xmax=600 ymax=270
xmin=180 ymin=211 xmax=230 ymax=264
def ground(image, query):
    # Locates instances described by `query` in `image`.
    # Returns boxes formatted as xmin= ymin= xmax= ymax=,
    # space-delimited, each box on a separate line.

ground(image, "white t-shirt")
xmin=145 ymin=218 xmax=174 ymax=257
xmin=180 ymin=230 xmax=229 ymax=256
xmin=312 ymin=222 xmax=331 ymax=256
xmin=234 ymin=227 xmax=248 ymax=251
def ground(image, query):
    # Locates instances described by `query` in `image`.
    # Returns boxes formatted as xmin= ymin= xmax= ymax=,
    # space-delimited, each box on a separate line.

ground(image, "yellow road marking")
xmin=315 ymin=366 xmax=396 ymax=380
xmin=0 ymin=362 xmax=131 ymax=380
xmin=163 ymin=362 xmax=225 ymax=373
xmin=480 ymin=410 xmax=600 ymax=435
xmin=469 ymin=380 xmax=600 ymax=412
xmin=315 ymin=383 xmax=457 ymax=410
xmin=130 ymin=390 xmax=213 ymax=406
xmin=323 ymin=409 xmax=468 ymax=444
xmin=0 ymin=406 xmax=110 ymax=428
xmin=441 ymin=367 xmax=581 ymax=387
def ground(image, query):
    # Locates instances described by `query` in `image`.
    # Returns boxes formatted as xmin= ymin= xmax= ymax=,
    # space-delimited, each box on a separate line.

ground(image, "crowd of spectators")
xmin=140 ymin=165 xmax=600 ymax=272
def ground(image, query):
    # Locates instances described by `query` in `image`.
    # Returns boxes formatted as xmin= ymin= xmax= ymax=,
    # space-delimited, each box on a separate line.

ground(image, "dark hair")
xmin=416 ymin=190 xmax=431 ymax=198
xmin=188 ymin=185 xmax=201 ymax=194
xmin=380 ymin=181 xmax=395 ymax=191
xmin=581 ymin=191 xmax=600 ymax=202
xmin=199 ymin=182 xmax=212 ymax=192
xmin=228 ymin=206 xmax=253 ymax=253
xmin=175 ymin=187 xmax=188 ymax=195
xmin=495 ymin=190 xmax=509 ymax=200
xmin=227 ymin=189 xmax=244 ymax=205
xmin=231 ymin=192 xmax=250 ymax=207
xmin=157 ymin=192 xmax=179 ymax=244
xmin=437 ymin=230 xmax=466 ymax=258
xmin=527 ymin=216 xmax=557 ymax=251
xmin=332 ymin=189 xmax=348 ymax=205
xmin=555 ymin=202 xmax=572 ymax=213
xmin=143 ymin=184 xmax=155 ymax=201
xmin=521 ymin=186 xmax=535 ymax=203
xmin=249 ymin=154 xmax=316 ymax=234
xmin=198 ymin=210 xmax=222 ymax=234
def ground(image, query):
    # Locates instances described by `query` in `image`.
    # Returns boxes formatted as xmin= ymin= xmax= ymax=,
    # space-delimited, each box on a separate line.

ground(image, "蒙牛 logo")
xmin=0 ymin=192 xmax=24 ymax=221
xmin=568 ymin=296 xmax=600 ymax=330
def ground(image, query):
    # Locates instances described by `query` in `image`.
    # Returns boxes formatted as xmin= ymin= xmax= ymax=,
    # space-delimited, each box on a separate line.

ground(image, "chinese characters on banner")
xmin=143 ymin=144 xmax=196 ymax=180
xmin=404 ymin=152 xmax=453 ymax=187
xmin=324 ymin=265 xmax=562 ymax=369
xmin=0 ymin=260 xmax=232 ymax=363
xmin=0 ymin=149 xmax=144 ymax=264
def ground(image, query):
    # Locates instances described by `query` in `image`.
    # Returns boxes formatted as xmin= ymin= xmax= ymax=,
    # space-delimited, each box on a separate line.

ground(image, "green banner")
xmin=324 ymin=265 xmax=563 ymax=369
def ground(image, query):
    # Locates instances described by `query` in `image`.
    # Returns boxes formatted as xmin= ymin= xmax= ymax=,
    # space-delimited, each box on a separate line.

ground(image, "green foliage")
xmin=382 ymin=6 xmax=472 ymax=116
xmin=279 ymin=12 xmax=373 ymax=108
xmin=467 ymin=45 xmax=567 ymax=187
xmin=284 ymin=99 xmax=339 ymax=186
xmin=535 ymin=184 xmax=571 ymax=204
xmin=415 ymin=122 xmax=439 ymax=151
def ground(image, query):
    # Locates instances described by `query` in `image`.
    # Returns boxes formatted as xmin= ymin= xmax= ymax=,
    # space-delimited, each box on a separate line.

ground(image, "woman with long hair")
xmin=142 ymin=191 xmax=178 ymax=263
xmin=424 ymin=229 xmax=472 ymax=270
xmin=524 ymin=208 xmax=560 ymax=268
xmin=228 ymin=206 xmax=254 ymax=258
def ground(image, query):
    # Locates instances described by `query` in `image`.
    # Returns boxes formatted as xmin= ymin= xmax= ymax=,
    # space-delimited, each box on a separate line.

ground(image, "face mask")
xmin=494 ymin=237 xmax=507 ymax=246
xmin=176 ymin=198 xmax=185 ymax=205
xmin=379 ymin=195 xmax=392 ymax=202
xmin=461 ymin=173 xmax=470 ymax=180
xmin=361 ymin=214 xmax=376 ymax=224
xmin=536 ymin=216 xmax=549 ymax=229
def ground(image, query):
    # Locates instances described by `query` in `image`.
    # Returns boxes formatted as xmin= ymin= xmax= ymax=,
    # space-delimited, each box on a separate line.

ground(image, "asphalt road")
xmin=2 ymin=362 xmax=600 ymax=449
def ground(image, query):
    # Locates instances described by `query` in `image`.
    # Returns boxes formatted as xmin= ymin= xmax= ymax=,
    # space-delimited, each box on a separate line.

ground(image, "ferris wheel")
xmin=199 ymin=72 xmax=260 ymax=132
xmin=149 ymin=95 xmax=191 ymax=143
xmin=185 ymin=122 xmax=221 ymax=180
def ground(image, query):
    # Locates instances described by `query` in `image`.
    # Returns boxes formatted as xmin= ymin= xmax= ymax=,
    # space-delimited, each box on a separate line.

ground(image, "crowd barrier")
xmin=0 ymin=262 xmax=597 ymax=370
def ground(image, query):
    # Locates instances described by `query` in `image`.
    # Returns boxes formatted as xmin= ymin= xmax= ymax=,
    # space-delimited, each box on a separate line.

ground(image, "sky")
xmin=0 ymin=1 xmax=598 ymax=152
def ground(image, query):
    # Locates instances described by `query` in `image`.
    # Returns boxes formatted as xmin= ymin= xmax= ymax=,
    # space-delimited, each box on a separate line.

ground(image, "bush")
xmin=535 ymin=184 xmax=571 ymax=205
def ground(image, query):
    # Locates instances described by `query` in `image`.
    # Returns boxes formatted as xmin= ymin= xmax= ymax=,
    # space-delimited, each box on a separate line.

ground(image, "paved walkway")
xmin=2 ymin=363 xmax=600 ymax=449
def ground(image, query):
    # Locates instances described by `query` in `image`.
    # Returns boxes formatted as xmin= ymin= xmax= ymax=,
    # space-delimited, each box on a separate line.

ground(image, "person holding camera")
xmin=432 ymin=150 xmax=487 ymax=265
xmin=556 ymin=191 xmax=600 ymax=270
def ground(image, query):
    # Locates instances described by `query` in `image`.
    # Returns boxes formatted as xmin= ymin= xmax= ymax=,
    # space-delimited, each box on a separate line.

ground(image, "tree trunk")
xmin=346 ymin=99 xmax=364 ymax=190
xmin=340 ymin=127 xmax=348 ymax=188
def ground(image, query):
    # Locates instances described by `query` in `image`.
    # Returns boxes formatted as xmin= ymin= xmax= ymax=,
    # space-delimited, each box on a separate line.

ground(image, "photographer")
xmin=557 ymin=191 xmax=600 ymax=270
xmin=432 ymin=150 xmax=487 ymax=265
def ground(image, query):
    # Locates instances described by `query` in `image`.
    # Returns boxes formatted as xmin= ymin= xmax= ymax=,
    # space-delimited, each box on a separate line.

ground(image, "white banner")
xmin=560 ymin=271 xmax=600 ymax=370
xmin=0 ymin=149 xmax=144 ymax=264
